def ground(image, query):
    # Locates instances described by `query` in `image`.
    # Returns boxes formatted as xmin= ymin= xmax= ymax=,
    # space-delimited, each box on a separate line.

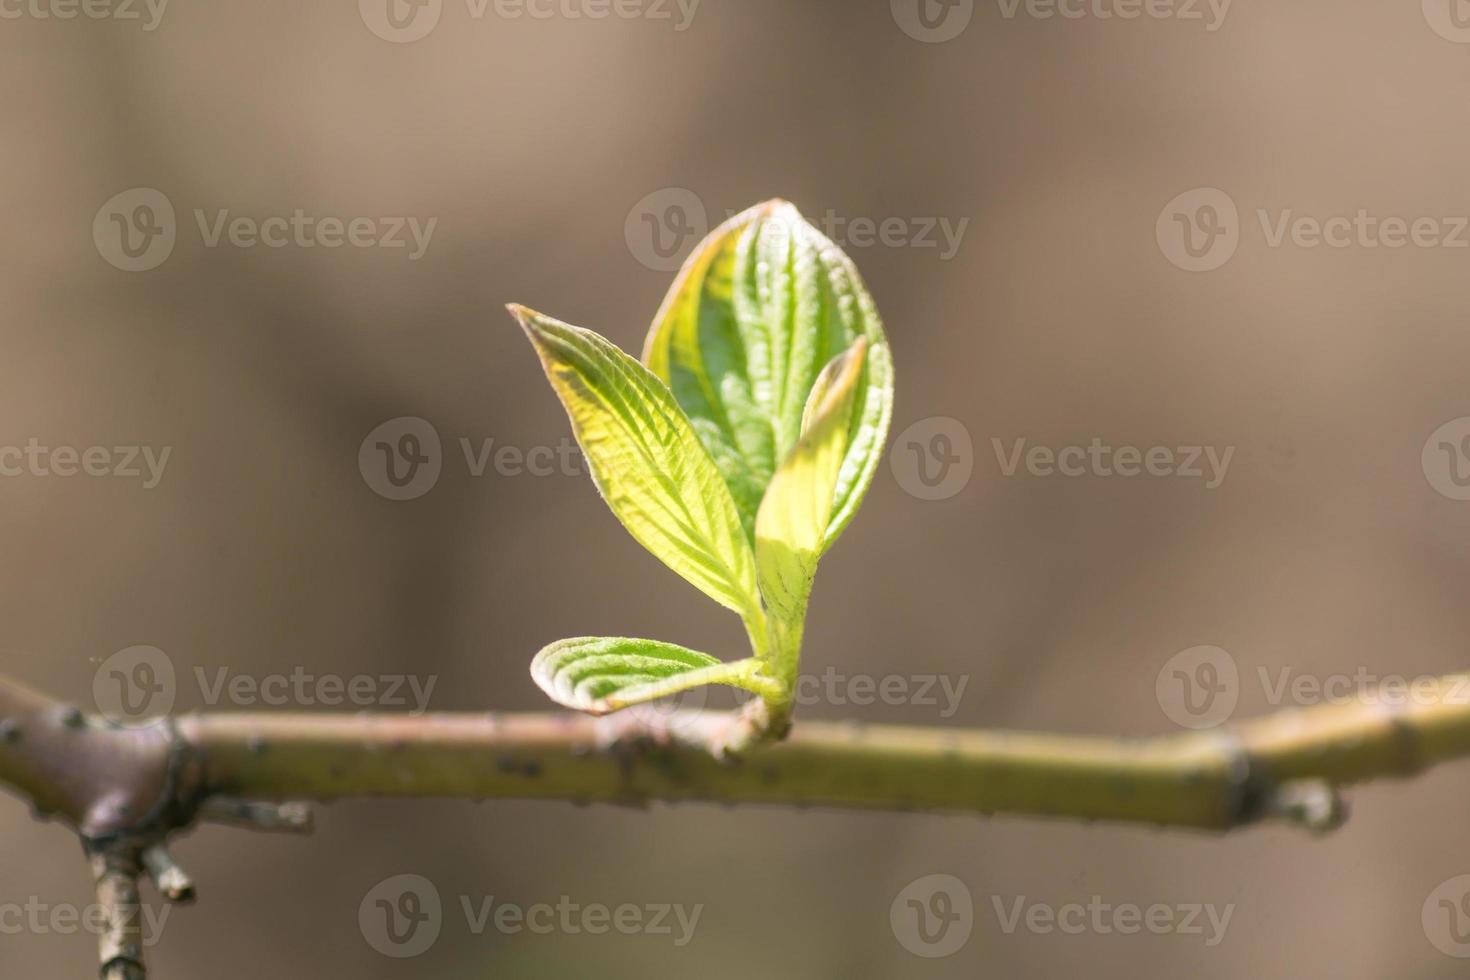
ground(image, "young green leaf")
xmin=512 ymin=305 xmax=761 ymax=620
xmin=531 ymin=637 xmax=779 ymax=714
xmin=643 ymin=200 xmax=894 ymax=550
xmin=754 ymin=339 xmax=867 ymax=624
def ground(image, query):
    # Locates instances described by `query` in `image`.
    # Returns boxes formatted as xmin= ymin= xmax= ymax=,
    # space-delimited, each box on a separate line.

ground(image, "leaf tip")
xmin=757 ymin=198 xmax=800 ymax=219
xmin=507 ymin=305 xmax=569 ymax=360
xmin=805 ymin=336 xmax=869 ymax=428
xmin=505 ymin=302 xmax=539 ymax=333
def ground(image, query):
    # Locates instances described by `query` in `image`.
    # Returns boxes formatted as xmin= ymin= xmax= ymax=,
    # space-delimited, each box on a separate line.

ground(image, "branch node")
xmin=199 ymin=797 xmax=314 ymax=834
xmin=1268 ymin=779 xmax=1349 ymax=834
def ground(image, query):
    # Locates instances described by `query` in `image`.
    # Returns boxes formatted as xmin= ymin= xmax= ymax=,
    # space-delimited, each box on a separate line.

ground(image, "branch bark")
xmin=3 ymin=672 xmax=1470 ymax=975
xmin=180 ymin=685 xmax=1459 ymax=831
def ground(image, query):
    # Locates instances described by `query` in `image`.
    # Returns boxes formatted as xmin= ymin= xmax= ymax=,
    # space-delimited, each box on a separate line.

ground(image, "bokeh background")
xmin=6 ymin=0 xmax=1470 ymax=976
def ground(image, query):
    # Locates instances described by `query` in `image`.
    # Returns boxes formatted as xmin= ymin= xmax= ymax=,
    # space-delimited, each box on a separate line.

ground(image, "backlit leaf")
xmin=754 ymin=339 xmax=867 ymax=623
xmin=530 ymin=637 xmax=779 ymax=714
xmin=643 ymin=200 xmax=893 ymax=549
xmin=513 ymin=306 xmax=761 ymax=620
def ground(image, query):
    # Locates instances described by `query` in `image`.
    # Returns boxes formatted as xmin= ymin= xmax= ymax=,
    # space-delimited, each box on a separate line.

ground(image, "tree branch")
xmin=180 ymin=684 xmax=1460 ymax=832
xmin=3 ymin=671 xmax=1470 ymax=975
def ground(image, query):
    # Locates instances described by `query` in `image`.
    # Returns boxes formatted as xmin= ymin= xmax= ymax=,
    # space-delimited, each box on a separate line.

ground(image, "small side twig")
xmin=197 ymin=798 xmax=313 ymax=835
xmin=141 ymin=844 xmax=196 ymax=904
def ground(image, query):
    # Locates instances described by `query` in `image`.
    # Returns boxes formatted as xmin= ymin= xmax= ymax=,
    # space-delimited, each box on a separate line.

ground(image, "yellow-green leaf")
xmin=513 ymin=306 xmax=760 ymax=619
xmin=531 ymin=637 xmax=779 ymax=714
xmin=754 ymin=338 xmax=867 ymax=623
xmin=643 ymin=201 xmax=893 ymax=549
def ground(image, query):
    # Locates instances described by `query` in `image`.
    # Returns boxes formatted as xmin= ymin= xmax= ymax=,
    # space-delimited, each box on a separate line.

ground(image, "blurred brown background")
xmin=6 ymin=0 xmax=1470 ymax=976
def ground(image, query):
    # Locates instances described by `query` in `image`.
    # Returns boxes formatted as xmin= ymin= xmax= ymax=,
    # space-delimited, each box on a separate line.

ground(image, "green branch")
xmin=182 ymin=679 xmax=1466 ymax=832
xmin=6 ymin=671 xmax=1470 ymax=977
